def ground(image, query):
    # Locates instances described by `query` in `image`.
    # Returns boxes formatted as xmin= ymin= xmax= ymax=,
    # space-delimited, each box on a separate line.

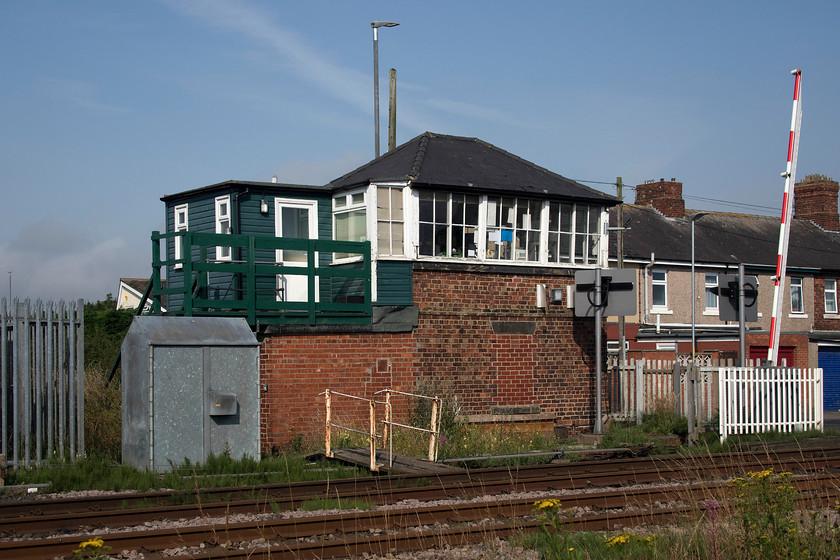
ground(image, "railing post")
xmin=635 ymin=359 xmax=644 ymax=423
xmin=382 ymin=390 xmax=391 ymax=451
xmin=324 ymin=390 xmax=332 ymax=458
xmin=428 ymin=397 xmax=439 ymax=462
xmin=183 ymin=232 xmax=193 ymax=316
xmin=369 ymin=400 xmax=378 ymax=472
xmin=247 ymin=236 xmax=256 ymax=326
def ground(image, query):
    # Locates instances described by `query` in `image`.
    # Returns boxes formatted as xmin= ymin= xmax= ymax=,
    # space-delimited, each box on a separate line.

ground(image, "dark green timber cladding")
xmin=376 ymin=261 xmax=413 ymax=305
xmin=165 ymin=190 xmax=334 ymax=314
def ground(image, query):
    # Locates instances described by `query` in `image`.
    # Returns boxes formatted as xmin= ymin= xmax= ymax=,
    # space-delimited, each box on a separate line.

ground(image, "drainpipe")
xmin=644 ymin=252 xmax=655 ymax=324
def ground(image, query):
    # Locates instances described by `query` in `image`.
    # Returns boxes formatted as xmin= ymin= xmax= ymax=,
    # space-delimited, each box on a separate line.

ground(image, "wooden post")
xmin=428 ymin=397 xmax=439 ymax=462
xmin=324 ymin=390 xmax=332 ymax=458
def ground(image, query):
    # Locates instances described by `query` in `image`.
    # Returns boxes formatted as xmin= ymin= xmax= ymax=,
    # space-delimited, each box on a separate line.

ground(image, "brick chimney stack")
xmin=634 ymin=178 xmax=685 ymax=218
xmin=794 ymin=175 xmax=840 ymax=231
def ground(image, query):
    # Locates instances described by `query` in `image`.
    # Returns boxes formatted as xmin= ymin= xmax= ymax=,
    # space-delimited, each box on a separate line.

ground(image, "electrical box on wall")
xmin=208 ymin=390 xmax=238 ymax=416
xmin=549 ymin=288 xmax=563 ymax=305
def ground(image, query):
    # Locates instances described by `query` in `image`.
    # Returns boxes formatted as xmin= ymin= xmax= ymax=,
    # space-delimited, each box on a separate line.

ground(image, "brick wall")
xmin=259 ymin=267 xmax=601 ymax=452
xmin=794 ymin=175 xmax=840 ymax=232
xmin=634 ymin=179 xmax=685 ymax=219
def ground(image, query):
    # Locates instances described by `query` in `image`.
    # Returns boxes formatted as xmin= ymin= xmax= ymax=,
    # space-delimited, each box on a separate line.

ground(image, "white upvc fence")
xmin=609 ymin=357 xmax=822 ymax=441
xmin=718 ymin=367 xmax=823 ymax=441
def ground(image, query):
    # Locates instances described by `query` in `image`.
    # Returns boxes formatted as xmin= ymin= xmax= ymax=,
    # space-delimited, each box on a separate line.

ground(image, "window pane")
xmin=486 ymin=197 xmax=499 ymax=227
xmin=465 ymin=195 xmax=480 ymax=225
xmin=434 ymin=196 xmax=447 ymax=223
xmin=434 ymin=224 xmax=447 ymax=256
xmin=452 ymin=195 xmax=465 ymax=225
xmin=652 ymin=285 xmax=666 ymax=307
xmin=549 ymin=201 xmax=559 ymax=232
xmin=391 ymin=189 xmax=403 ymax=221
xmin=419 ymin=223 xmax=433 ymax=256
xmin=558 ymin=233 xmax=571 ymax=262
xmin=351 ymin=192 xmax=365 ymax=205
xmin=560 ymin=204 xmax=573 ymax=233
xmin=827 ymin=279 xmax=838 ymax=314
xmin=791 ymin=278 xmax=803 ymax=313
xmin=452 ymin=225 xmax=464 ymax=256
xmin=419 ymin=192 xmax=433 ymax=222
xmin=501 ymin=198 xmax=514 ymax=227
xmin=575 ymin=206 xmax=589 ymax=233
xmin=588 ymin=205 xmax=599 ymax=233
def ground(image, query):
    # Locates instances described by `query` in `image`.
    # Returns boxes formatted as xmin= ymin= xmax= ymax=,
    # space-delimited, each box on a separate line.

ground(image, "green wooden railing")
xmin=150 ymin=231 xmax=372 ymax=326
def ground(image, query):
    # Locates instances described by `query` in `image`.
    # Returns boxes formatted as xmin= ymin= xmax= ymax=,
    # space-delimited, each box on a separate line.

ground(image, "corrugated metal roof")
xmin=125 ymin=316 xmax=258 ymax=346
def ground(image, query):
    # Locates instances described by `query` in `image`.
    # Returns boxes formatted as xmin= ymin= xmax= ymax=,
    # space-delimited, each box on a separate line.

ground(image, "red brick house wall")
xmin=259 ymin=266 xmax=601 ymax=452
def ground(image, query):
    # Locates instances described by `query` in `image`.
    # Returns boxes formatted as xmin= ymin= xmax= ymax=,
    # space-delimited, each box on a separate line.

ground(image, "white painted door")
xmin=275 ymin=199 xmax=318 ymax=302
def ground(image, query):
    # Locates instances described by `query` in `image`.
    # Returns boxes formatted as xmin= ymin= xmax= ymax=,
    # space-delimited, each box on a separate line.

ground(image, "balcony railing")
xmin=150 ymin=231 xmax=372 ymax=326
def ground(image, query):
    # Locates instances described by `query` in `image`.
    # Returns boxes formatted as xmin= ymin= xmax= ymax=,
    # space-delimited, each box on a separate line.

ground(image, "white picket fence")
xmin=609 ymin=357 xmax=726 ymax=424
xmin=608 ymin=357 xmax=822 ymax=441
xmin=718 ymin=367 xmax=823 ymax=441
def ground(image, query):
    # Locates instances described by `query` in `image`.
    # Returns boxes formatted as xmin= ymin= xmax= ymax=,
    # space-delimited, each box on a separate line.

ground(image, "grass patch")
xmin=7 ymin=451 xmax=361 ymax=493
xmin=299 ymin=497 xmax=375 ymax=512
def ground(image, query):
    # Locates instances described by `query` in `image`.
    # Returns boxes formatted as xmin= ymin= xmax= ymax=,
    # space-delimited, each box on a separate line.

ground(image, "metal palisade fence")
xmin=1 ymin=298 xmax=85 ymax=467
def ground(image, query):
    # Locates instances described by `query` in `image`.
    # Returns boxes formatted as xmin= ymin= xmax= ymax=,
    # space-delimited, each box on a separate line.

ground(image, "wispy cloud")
xmin=163 ymin=0 xmax=370 ymax=112
xmin=42 ymin=78 xmax=130 ymax=115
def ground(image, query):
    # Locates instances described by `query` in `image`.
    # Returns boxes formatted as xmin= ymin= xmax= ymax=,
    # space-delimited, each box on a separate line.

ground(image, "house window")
xmin=215 ymin=195 xmax=232 ymax=261
xmin=547 ymin=202 xmax=600 ymax=264
xmin=173 ymin=203 xmax=188 ymax=269
xmin=376 ymin=186 xmax=405 ymax=256
xmin=826 ymin=279 xmax=838 ymax=314
xmin=334 ymin=189 xmax=367 ymax=244
xmin=418 ymin=191 xmax=480 ymax=258
xmin=790 ymin=277 xmax=804 ymax=314
xmin=705 ymin=273 xmax=718 ymax=311
xmin=485 ymin=196 xmax=540 ymax=261
xmin=652 ymin=270 xmax=667 ymax=309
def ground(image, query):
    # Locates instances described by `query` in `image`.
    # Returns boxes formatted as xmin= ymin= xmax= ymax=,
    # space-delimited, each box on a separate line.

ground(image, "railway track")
xmin=2 ymin=446 xmax=840 ymax=559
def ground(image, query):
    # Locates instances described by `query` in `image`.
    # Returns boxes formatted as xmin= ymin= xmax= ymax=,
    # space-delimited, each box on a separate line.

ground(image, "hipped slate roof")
xmin=610 ymin=204 xmax=840 ymax=271
xmin=330 ymin=132 xmax=618 ymax=205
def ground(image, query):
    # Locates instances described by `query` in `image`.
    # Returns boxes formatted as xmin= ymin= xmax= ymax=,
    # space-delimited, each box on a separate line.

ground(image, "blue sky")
xmin=2 ymin=0 xmax=838 ymax=302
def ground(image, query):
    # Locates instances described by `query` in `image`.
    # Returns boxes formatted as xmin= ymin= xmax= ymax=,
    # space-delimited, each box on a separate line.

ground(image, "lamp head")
xmin=371 ymin=21 xmax=399 ymax=28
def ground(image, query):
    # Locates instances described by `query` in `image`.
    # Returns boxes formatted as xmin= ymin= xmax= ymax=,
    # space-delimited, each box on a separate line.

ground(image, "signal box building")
xmin=152 ymin=132 xmax=619 ymax=450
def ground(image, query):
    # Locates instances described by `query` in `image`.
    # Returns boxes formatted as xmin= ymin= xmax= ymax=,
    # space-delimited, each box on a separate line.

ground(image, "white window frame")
xmin=790 ymin=277 xmax=804 ymax=314
xmin=332 ymin=188 xmax=368 ymax=262
xmin=376 ymin=185 xmax=407 ymax=257
xmin=417 ymin=191 xmax=482 ymax=259
xmin=173 ymin=203 xmax=188 ymax=270
xmin=651 ymin=269 xmax=668 ymax=311
xmin=704 ymin=273 xmax=719 ymax=314
xmin=215 ymin=195 xmax=232 ymax=261
xmin=826 ymin=279 xmax=838 ymax=315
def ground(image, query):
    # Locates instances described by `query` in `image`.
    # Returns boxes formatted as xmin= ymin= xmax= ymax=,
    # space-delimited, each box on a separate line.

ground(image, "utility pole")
xmin=617 ymin=178 xmax=626 ymax=371
xmin=388 ymin=68 xmax=397 ymax=152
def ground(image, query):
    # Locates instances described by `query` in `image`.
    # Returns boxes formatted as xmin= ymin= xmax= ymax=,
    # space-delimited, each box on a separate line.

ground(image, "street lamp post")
xmin=371 ymin=21 xmax=399 ymax=158
xmin=690 ymin=212 xmax=709 ymax=363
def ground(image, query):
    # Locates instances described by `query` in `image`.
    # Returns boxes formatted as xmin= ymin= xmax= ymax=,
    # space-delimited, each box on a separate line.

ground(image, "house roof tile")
xmin=330 ymin=132 xmax=619 ymax=204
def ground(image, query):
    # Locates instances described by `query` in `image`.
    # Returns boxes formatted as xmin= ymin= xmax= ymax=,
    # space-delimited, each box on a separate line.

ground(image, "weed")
xmin=73 ymin=537 xmax=111 ymax=559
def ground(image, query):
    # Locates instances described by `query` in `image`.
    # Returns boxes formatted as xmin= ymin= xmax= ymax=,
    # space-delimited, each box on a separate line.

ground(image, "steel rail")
xmin=4 ymin=449 xmax=840 ymax=537
xmin=2 ymin=445 xmax=837 ymax=522
xmin=2 ymin=474 xmax=838 ymax=560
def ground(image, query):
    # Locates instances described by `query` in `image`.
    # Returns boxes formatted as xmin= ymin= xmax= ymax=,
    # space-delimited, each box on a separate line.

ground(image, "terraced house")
xmin=607 ymin=175 xmax=840 ymax=411
xmin=151 ymin=132 xmax=619 ymax=450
